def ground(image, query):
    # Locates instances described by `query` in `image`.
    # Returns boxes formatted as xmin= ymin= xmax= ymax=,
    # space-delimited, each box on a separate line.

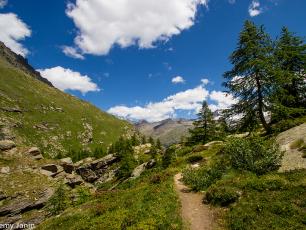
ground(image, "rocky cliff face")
xmin=0 ymin=42 xmax=53 ymax=87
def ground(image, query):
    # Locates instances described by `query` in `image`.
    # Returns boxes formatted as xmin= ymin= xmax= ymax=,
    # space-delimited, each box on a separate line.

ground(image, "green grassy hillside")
xmin=0 ymin=56 xmax=131 ymax=157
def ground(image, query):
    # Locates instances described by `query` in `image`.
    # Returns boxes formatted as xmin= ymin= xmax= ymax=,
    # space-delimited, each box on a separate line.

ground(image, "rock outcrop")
xmin=76 ymin=154 xmax=119 ymax=182
xmin=0 ymin=140 xmax=16 ymax=151
xmin=0 ymin=188 xmax=54 ymax=216
xmin=131 ymin=159 xmax=156 ymax=178
xmin=26 ymin=147 xmax=43 ymax=160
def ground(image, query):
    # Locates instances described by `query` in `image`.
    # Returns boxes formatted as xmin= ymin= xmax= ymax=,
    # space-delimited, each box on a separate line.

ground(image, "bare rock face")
xmin=76 ymin=167 xmax=98 ymax=183
xmin=0 ymin=188 xmax=54 ymax=216
xmin=75 ymin=154 xmax=119 ymax=183
xmin=96 ymin=168 xmax=119 ymax=184
xmin=26 ymin=147 xmax=43 ymax=160
xmin=131 ymin=159 xmax=156 ymax=178
xmin=0 ymin=140 xmax=16 ymax=151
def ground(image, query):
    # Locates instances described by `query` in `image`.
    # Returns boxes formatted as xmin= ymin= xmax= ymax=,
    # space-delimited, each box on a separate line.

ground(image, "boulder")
xmin=60 ymin=158 xmax=74 ymax=174
xmin=131 ymin=159 xmax=156 ymax=178
xmin=40 ymin=164 xmax=63 ymax=177
xmin=0 ymin=140 xmax=16 ymax=151
xmin=26 ymin=147 xmax=43 ymax=160
xmin=60 ymin=157 xmax=73 ymax=165
xmin=65 ymin=174 xmax=83 ymax=188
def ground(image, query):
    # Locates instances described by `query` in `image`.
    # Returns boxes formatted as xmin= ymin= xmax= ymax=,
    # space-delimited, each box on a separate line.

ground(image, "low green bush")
xmin=223 ymin=136 xmax=284 ymax=175
xmin=182 ymin=162 xmax=225 ymax=191
xmin=205 ymin=185 xmax=240 ymax=206
xmin=244 ymin=174 xmax=288 ymax=191
xmin=186 ymin=155 xmax=203 ymax=164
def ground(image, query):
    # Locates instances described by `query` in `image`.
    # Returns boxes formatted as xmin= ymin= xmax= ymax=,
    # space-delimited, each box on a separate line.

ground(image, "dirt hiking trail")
xmin=174 ymin=173 xmax=214 ymax=230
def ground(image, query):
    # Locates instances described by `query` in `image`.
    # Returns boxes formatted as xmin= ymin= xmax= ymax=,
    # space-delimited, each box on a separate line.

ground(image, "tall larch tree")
xmin=224 ymin=20 xmax=274 ymax=133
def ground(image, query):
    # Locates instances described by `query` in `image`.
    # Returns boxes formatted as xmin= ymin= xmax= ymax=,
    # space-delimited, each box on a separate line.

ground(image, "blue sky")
xmin=0 ymin=0 xmax=305 ymax=122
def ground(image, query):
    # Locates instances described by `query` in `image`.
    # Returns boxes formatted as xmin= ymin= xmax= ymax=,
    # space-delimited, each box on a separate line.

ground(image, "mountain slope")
xmin=0 ymin=43 xmax=131 ymax=157
xmin=136 ymin=119 xmax=193 ymax=146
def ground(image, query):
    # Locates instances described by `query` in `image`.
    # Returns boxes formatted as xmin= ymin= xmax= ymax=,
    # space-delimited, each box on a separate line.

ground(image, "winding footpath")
xmin=174 ymin=173 xmax=214 ymax=230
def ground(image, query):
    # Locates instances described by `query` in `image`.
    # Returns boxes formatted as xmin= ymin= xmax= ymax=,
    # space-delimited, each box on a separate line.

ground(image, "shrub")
xmin=223 ymin=136 xmax=284 ymax=175
xmin=186 ymin=155 xmax=203 ymax=164
xmin=47 ymin=184 xmax=69 ymax=215
xmin=182 ymin=162 xmax=225 ymax=191
xmin=205 ymin=185 xmax=240 ymax=206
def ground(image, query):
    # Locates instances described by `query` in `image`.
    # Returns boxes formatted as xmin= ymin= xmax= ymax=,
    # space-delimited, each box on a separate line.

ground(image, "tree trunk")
xmin=255 ymin=76 xmax=271 ymax=133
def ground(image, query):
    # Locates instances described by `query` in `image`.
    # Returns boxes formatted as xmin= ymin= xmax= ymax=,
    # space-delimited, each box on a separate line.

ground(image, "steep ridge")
xmin=0 ymin=43 xmax=131 ymax=157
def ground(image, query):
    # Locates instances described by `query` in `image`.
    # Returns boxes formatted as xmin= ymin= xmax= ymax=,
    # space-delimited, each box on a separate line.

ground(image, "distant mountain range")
xmin=135 ymin=118 xmax=194 ymax=146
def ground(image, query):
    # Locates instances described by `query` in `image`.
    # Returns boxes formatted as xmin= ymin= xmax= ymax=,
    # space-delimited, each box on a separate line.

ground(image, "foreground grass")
xmin=38 ymin=169 xmax=183 ymax=230
xmin=182 ymin=145 xmax=306 ymax=230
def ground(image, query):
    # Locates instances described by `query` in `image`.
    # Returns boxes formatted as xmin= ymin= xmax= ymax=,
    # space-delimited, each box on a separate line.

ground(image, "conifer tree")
xmin=272 ymin=27 xmax=306 ymax=120
xmin=224 ymin=20 xmax=274 ymax=133
xmin=188 ymin=101 xmax=215 ymax=145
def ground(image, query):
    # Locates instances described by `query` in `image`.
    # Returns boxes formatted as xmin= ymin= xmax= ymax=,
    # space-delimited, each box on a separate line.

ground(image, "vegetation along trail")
xmin=174 ymin=173 xmax=214 ymax=230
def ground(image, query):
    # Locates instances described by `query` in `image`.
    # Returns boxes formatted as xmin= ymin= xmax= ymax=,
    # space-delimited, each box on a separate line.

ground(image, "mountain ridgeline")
xmin=135 ymin=118 xmax=194 ymax=146
xmin=0 ymin=42 xmax=131 ymax=158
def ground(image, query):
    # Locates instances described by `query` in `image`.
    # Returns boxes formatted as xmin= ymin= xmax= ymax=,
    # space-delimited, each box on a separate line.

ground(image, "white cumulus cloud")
xmin=0 ymin=0 xmax=7 ymax=8
xmin=209 ymin=91 xmax=237 ymax=112
xmin=65 ymin=0 xmax=208 ymax=56
xmin=248 ymin=0 xmax=262 ymax=17
xmin=201 ymin=78 xmax=210 ymax=85
xmin=108 ymin=85 xmax=209 ymax=122
xmin=38 ymin=66 xmax=100 ymax=94
xmin=172 ymin=76 xmax=185 ymax=84
xmin=0 ymin=13 xmax=31 ymax=56
xmin=62 ymin=46 xmax=84 ymax=60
